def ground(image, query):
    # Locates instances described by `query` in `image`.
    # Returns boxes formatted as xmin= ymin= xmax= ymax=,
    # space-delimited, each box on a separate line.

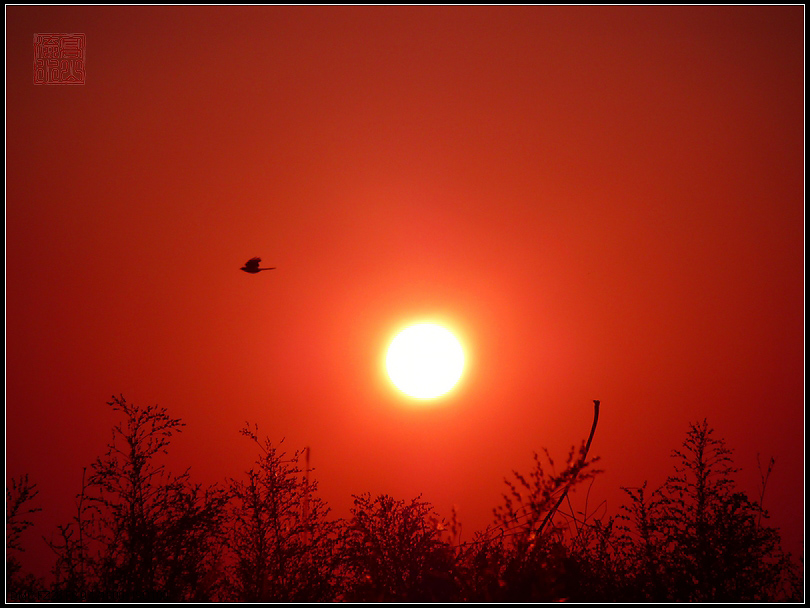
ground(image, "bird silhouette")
xmin=240 ymin=257 xmax=276 ymax=273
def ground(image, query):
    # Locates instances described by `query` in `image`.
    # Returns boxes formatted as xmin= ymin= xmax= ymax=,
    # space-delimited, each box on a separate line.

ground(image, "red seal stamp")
xmin=34 ymin=33 xmax=86 ymax=85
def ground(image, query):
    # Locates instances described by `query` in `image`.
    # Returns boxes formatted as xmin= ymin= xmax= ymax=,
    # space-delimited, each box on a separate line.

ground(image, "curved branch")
xmin=537 ymin=400 xmax=601 ymax=537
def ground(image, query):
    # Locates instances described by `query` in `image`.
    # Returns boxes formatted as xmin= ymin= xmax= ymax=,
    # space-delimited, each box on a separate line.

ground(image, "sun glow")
xmin=386 ymin=323 xmax=465 ymax=399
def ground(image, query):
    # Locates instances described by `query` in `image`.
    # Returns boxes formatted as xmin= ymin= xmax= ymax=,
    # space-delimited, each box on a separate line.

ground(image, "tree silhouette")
xmin=339 ymin=493 xmax=457 ymax=601
xmin=48 ymin=396 xmax=228 ymax=601
xmin=46 ymin=467 xmax=97 ymax=601
xmin=6 ymin=474 xmax=45 ymax=601
xmin=459 ymin=443 xmax=602 ymax=602
xmin=456 ymin=400 xmax=602 ymax=601
xmin=617 ymin=419 xmax=796 ymax=601
xmin=10 ymin=399 xmax=803 ymax=602
xmin=224 ymin=426 xmax=340 ymax=601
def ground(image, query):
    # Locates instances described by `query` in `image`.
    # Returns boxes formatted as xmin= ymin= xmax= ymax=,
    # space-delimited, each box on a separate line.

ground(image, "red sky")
xmin=6 ymin=6 xmax=804 ymax=577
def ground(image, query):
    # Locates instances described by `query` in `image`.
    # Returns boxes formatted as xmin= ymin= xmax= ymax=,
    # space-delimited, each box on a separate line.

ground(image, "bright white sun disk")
xmin=386 ymin=323 xmax=465 ymax=399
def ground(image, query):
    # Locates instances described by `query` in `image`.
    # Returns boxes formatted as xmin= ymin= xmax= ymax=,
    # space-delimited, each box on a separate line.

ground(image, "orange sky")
xmin=6 ymin=5 xmax=804 ymax=577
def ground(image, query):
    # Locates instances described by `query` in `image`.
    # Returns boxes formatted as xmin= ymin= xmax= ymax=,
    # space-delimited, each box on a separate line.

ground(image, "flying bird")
xmin=241 ymin=257 xmax=276 ymax=273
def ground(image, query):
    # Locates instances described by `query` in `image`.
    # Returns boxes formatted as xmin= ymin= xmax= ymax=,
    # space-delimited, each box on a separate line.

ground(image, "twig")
xmin=755 ymin=453 xmax=775 ymax=529
xmin=537 ymin=400 xmax=600 ymax=537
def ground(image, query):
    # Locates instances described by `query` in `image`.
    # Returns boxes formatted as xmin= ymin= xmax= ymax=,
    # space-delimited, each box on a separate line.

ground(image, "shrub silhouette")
xmin=224 ymin=426 xmax=340 ymax=601
xmin=6 ymin=474 xmax=45 ymax=600
xmin=617 ymin=419 xmax=797 ymax=601
xmin=10 ymin=398 xmax=802 ymax=602
xmin=339 ymin=493 xmax=457 ymax=601
xmin=47 ymin=396 xmax=228 ymax=601
xmin=455 ymin=400 xmax=602 ymax=602
xmin=457 ymin=444 xmax=602 ymax=602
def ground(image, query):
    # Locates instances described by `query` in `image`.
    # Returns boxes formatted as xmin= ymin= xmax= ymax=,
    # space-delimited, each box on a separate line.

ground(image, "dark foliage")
xmin=7 ymin=399 xmax=803 ymax=602
xmin=615 ymin=419 xmax=800 ymax=602
xmin=455 ymin=445 xmax=602 ymax=602
xmin=224 ymin=426 xmax=340 ymax=601
xmin=6 ymin=474 xmax=46 ymax=600
xmin=454 ymin=401 xmax=604 ymax=602
xmin=45 ymin=396 xmax=228 ymax=601
xmin=339 ymin=493 xmax=457 ymax=601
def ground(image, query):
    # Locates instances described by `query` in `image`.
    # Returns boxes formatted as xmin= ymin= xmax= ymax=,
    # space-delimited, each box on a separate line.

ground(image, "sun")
xmin=386 ymin=323 xmax=465 ymax=399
